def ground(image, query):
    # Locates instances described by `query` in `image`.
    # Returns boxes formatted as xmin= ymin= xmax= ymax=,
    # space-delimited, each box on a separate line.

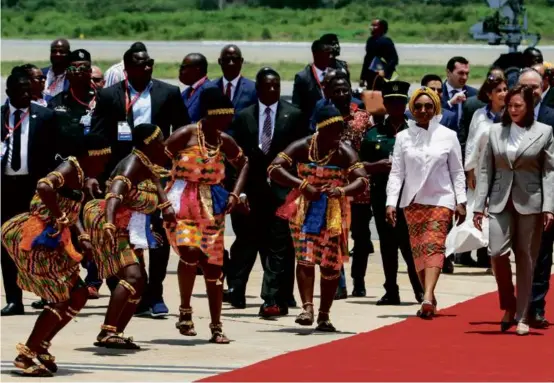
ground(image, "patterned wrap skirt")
xmin=403 ymin=203 xmax=453 ymax=272
xmin=1 ymin=191 xmax=83 ymax=303
xmin=165 ymin=146 xmax=227 ymax=266
xmin=277 ymin=163 xmax=350 ymax=271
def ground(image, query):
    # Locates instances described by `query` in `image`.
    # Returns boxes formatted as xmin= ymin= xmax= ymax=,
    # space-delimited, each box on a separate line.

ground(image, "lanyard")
xmin=70 ymin=88 xmax=97 ymax=110
xmin=3 ymin=109 xmax=30 ymax=140
xmin=125 ymin=79 xmax=148 ymax=114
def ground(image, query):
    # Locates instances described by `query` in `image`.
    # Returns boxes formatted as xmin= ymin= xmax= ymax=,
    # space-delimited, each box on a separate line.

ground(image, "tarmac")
xmin=0 ymin=233 xmax=501 ymax=382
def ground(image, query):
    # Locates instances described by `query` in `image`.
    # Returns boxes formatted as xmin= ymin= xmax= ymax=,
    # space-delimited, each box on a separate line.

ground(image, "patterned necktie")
xmin=261 ymin=107 xmax=272 ymax=154
xmin=225 ymin=82 xmax=232 ymax=100
xmin=11 ymin=110 xmax=22 ymax=171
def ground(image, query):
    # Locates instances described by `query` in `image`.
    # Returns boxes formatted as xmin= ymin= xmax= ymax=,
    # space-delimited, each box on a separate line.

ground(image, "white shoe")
xmin=516 ymin=322 xmax=529 ymax=336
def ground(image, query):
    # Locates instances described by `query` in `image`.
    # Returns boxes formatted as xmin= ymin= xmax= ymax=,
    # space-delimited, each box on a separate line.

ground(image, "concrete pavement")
xmin=2 ymin=39 xmax=554 ymax=65
xmin=1 ymin=235 xmax=500 ymax=382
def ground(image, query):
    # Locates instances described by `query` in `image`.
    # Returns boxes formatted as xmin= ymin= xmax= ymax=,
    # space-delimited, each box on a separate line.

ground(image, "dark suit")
xmin=360 ymin=35 xmax=399 ymax=84
xmin=531 ymin=104 xmax=554 ymax=317
xmin=90 ymin=79 xmax=190 ymax=308
xmin=182 ymin=79 xmax=217 ymax=123
xmin=292 ymin=65 xmax=325 ymax=129
xmin=1 ymin=103 xmax=57 ymax=306
xmin=543 ymin=87 xmax=554 ymax=109
xmin=458 ymin=96 xmax=487 ymax=157
xmin=211 ymin=77 xmax=257 ymax=115
xmin=227 ymin=99 xmax=304 ymax=306
xmin=440 ymin=83 xmax=478 ymax=136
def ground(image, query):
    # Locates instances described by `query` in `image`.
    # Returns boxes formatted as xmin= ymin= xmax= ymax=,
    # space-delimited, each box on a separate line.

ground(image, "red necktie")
xmin=225 ymin=82 xmax=232 ymax=100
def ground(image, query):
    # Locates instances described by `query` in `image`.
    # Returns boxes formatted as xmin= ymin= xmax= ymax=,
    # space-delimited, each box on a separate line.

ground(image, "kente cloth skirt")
xmin=165 ymin=179 xmax=227 ymax=266
xmin=1 ymin=213 xmax=82 ymax=303
xmin=83 ymin=199 xmax=153 ymax=279
xmin=403 ymin=203 xmax=453 ymax=272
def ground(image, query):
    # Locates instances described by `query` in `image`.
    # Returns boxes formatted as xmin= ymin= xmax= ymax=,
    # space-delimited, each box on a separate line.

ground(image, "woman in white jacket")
xmin=465 ymin=73 xmax=508 ymax=188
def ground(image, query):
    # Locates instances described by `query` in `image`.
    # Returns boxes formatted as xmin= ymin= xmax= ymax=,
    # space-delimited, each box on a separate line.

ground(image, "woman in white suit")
xmin=463 ymin=74 xmax=508 ymax=266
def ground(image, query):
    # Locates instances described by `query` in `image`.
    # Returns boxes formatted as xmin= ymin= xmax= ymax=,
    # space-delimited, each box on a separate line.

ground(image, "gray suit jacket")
xmin=475 ymin=121 xmax=554 ymax=215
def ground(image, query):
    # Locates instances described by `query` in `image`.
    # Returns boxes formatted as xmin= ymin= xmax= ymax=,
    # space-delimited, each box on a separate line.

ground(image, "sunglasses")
xmin=414 ymin=103 xmax=435 ymax=110
xmin=67 ymin=65 xmax=91 ymax=73
xmin=132 ymin=58 xmax=155 ymax=68
xmin=91 ymin=77 xmax=104 ymax=83
xmin=219 ymin=56 xmax=240 ymax=65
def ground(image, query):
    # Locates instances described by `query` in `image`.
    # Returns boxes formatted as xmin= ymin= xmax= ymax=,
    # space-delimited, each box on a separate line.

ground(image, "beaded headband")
xmin=316 ymin=116 xmax=343 ymax=130
xmin=207 ymin=108 xmax=235 ymax=116
xmin=88 ymin=147 xmax=111 ymax=157
xmin=144 ymin=126 xmax=162 ymax=145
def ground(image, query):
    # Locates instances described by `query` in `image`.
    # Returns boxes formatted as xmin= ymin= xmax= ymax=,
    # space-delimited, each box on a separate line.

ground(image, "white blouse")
xmin=507 ymin=122 xmax=526 ymax=163
xmin=465 ymin=107 xmax=493 ymax=172
xmin=386 ymin=118 xmax=467 ymax=210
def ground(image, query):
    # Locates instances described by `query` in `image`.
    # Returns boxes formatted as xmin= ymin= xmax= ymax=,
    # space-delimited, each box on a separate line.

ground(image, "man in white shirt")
xmin=225 ymin=68 xmax=304 ymax=316
xmin=1 ymin=73 xmax=57 ymax=316
xmin=41 ymin=38 xmax=70 ymax=102
xmin=104 ymin=42 xmax=147 ymax=88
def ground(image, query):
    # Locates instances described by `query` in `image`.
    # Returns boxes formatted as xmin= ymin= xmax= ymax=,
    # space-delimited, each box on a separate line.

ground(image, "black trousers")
xmin=371 ymin=195 xmax=423 ymax=296
xmin=1 ymin=174 xmax=36 ymax=305
xmin=142 ymin=212 xmax=170 ymax=305
xmin=531 ymin=227 xmax=554 ymax=317
xmin=227 ymin=203 xmax=295 ymax=306
xmin=349 ymin=203 xmax=374 ymax=281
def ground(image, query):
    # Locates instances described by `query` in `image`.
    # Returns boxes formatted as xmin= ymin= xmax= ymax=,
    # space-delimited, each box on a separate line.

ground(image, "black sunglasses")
xmin=67 ymin=65 xmax=91 ymax=73
xmin=91 ymin=77 xmax=104 ymax=83
xmin=132 ymin=58 xmax=155 ymax=68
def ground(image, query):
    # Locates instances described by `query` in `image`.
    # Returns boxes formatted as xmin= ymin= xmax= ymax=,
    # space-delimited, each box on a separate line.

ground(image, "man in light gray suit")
xmin=474 ymin=84 xmax=554 ymax=335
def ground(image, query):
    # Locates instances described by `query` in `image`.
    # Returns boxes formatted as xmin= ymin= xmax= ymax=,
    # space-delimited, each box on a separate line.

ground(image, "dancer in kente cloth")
xmin=84 ymin=123 xmax=177 ymax=349
xmin=165 ymin=87 xmax=249 ymax=344
xmin=268 ymin=105 xmax=368 ymax=332
xmin=1 ymin=133 xmax=111 ymax=377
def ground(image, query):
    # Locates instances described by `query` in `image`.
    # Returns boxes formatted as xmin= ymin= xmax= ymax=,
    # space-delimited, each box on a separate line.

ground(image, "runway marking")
xmin=1 ymin=361 xmax=234 ymax=375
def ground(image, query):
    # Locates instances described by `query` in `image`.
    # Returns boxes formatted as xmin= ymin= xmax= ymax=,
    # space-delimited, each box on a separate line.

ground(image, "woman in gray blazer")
xmin=474 ymin=84 xmax=554 ymax=336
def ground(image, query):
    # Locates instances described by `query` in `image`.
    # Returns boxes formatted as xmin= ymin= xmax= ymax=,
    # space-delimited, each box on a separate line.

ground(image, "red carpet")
xmin=202 ymin=276 xmax=554 ymax=382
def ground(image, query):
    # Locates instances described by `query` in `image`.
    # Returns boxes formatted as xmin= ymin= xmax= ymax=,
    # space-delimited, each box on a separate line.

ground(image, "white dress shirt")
xmin=258 ymin=101 xmax=278 ymax=150
xmin=128 ymin=81 xmax=153 ymax=126
xmin=313 ymin=66 xmax=325 ymax=83
xmin=104 ymin=61 xmax=126 ymax=87
xmin=386 ymin=118 xmax=467 ymax=210
xmin=44 ymin=68 xmax=66 ymax=99
xmin=222 ymin=76 xmax=240 ymax=101
xmin=4 ymin=104 xmax=30 ymax=176
xmin=507 ymin=122 xmax=526 ymax=163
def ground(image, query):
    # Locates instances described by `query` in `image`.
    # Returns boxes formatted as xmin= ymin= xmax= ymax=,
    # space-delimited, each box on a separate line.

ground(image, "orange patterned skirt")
xmin=404 ymin=203 xmax=453 ymax=272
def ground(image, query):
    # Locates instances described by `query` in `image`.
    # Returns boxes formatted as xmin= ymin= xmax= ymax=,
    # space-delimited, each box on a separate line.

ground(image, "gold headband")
xmin=316 ymin=116 xmax=343 ymax=130
xmin=144 ymin=127 xmax=161 ymax=145
xmin=88 ymin=147 xmax=111 ymax=157
xmin=207 ymin=108 xmax=234 ymax=116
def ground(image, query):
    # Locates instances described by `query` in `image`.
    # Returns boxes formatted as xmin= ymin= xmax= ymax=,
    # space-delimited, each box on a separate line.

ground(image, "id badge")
xmin=80 ymin=113 xmax=92 ymax=134
xmin=117 ymin=121 xmax=132 ymax=141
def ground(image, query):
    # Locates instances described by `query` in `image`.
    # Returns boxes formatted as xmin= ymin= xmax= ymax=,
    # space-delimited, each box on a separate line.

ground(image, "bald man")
xmin=91 ymin=66 xmax=105 ymax=89
xmin=42 ymin=38 xmax=70 ymax=102
xmin=179 ymin=53 xmax=216 ymax=122
xmin=211 ymin=44 xmax=257 ymax=115
xmin=532 ymin=63 xmax=554 ymax=109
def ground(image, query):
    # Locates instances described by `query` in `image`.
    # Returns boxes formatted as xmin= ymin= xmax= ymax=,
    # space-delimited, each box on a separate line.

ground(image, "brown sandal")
xmin=295 ymin=302 xmax=314 ymax=326
xmin=37 ymin=340 xmax=57 ymax=373
xmin=315 ymin=310 xmax=337 ymax=332
xmin=94 ymin=325 xmax=140 ymax=349
xmin=13 ymin=343 xmax=53 ymax=377
xmin=176 ymin=307 xmax=197 ymax=336
xmin=209 ymin=323 xmax=230 ymax=344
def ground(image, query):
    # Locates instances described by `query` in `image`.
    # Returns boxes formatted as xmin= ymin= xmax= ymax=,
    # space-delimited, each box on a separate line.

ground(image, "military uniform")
xmin=360 ymin=81 xmax=423 ymax=304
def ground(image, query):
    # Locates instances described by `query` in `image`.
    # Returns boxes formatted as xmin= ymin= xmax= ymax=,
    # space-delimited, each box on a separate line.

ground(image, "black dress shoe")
xmin=454 ymin=253 xmax=479 ymax=267
xmin=334 ymin=286 xmax=347 ymax=300
xmin=229 ymin=293 xmax=246 ymax=309
xmin=352 ymin=279 xmax=366 ymax=297
xmin=1 ymin=303 xmax=24 ymax=316
xmin=530 ymin=313 xmax=549 ymax=329
xmin=376 ymin=294 xmax=401 ymax=306
xmin=31 ymin=298 xmax=48 ymax=309
xmin=442 ymin=256 xmax=454 ymax=274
